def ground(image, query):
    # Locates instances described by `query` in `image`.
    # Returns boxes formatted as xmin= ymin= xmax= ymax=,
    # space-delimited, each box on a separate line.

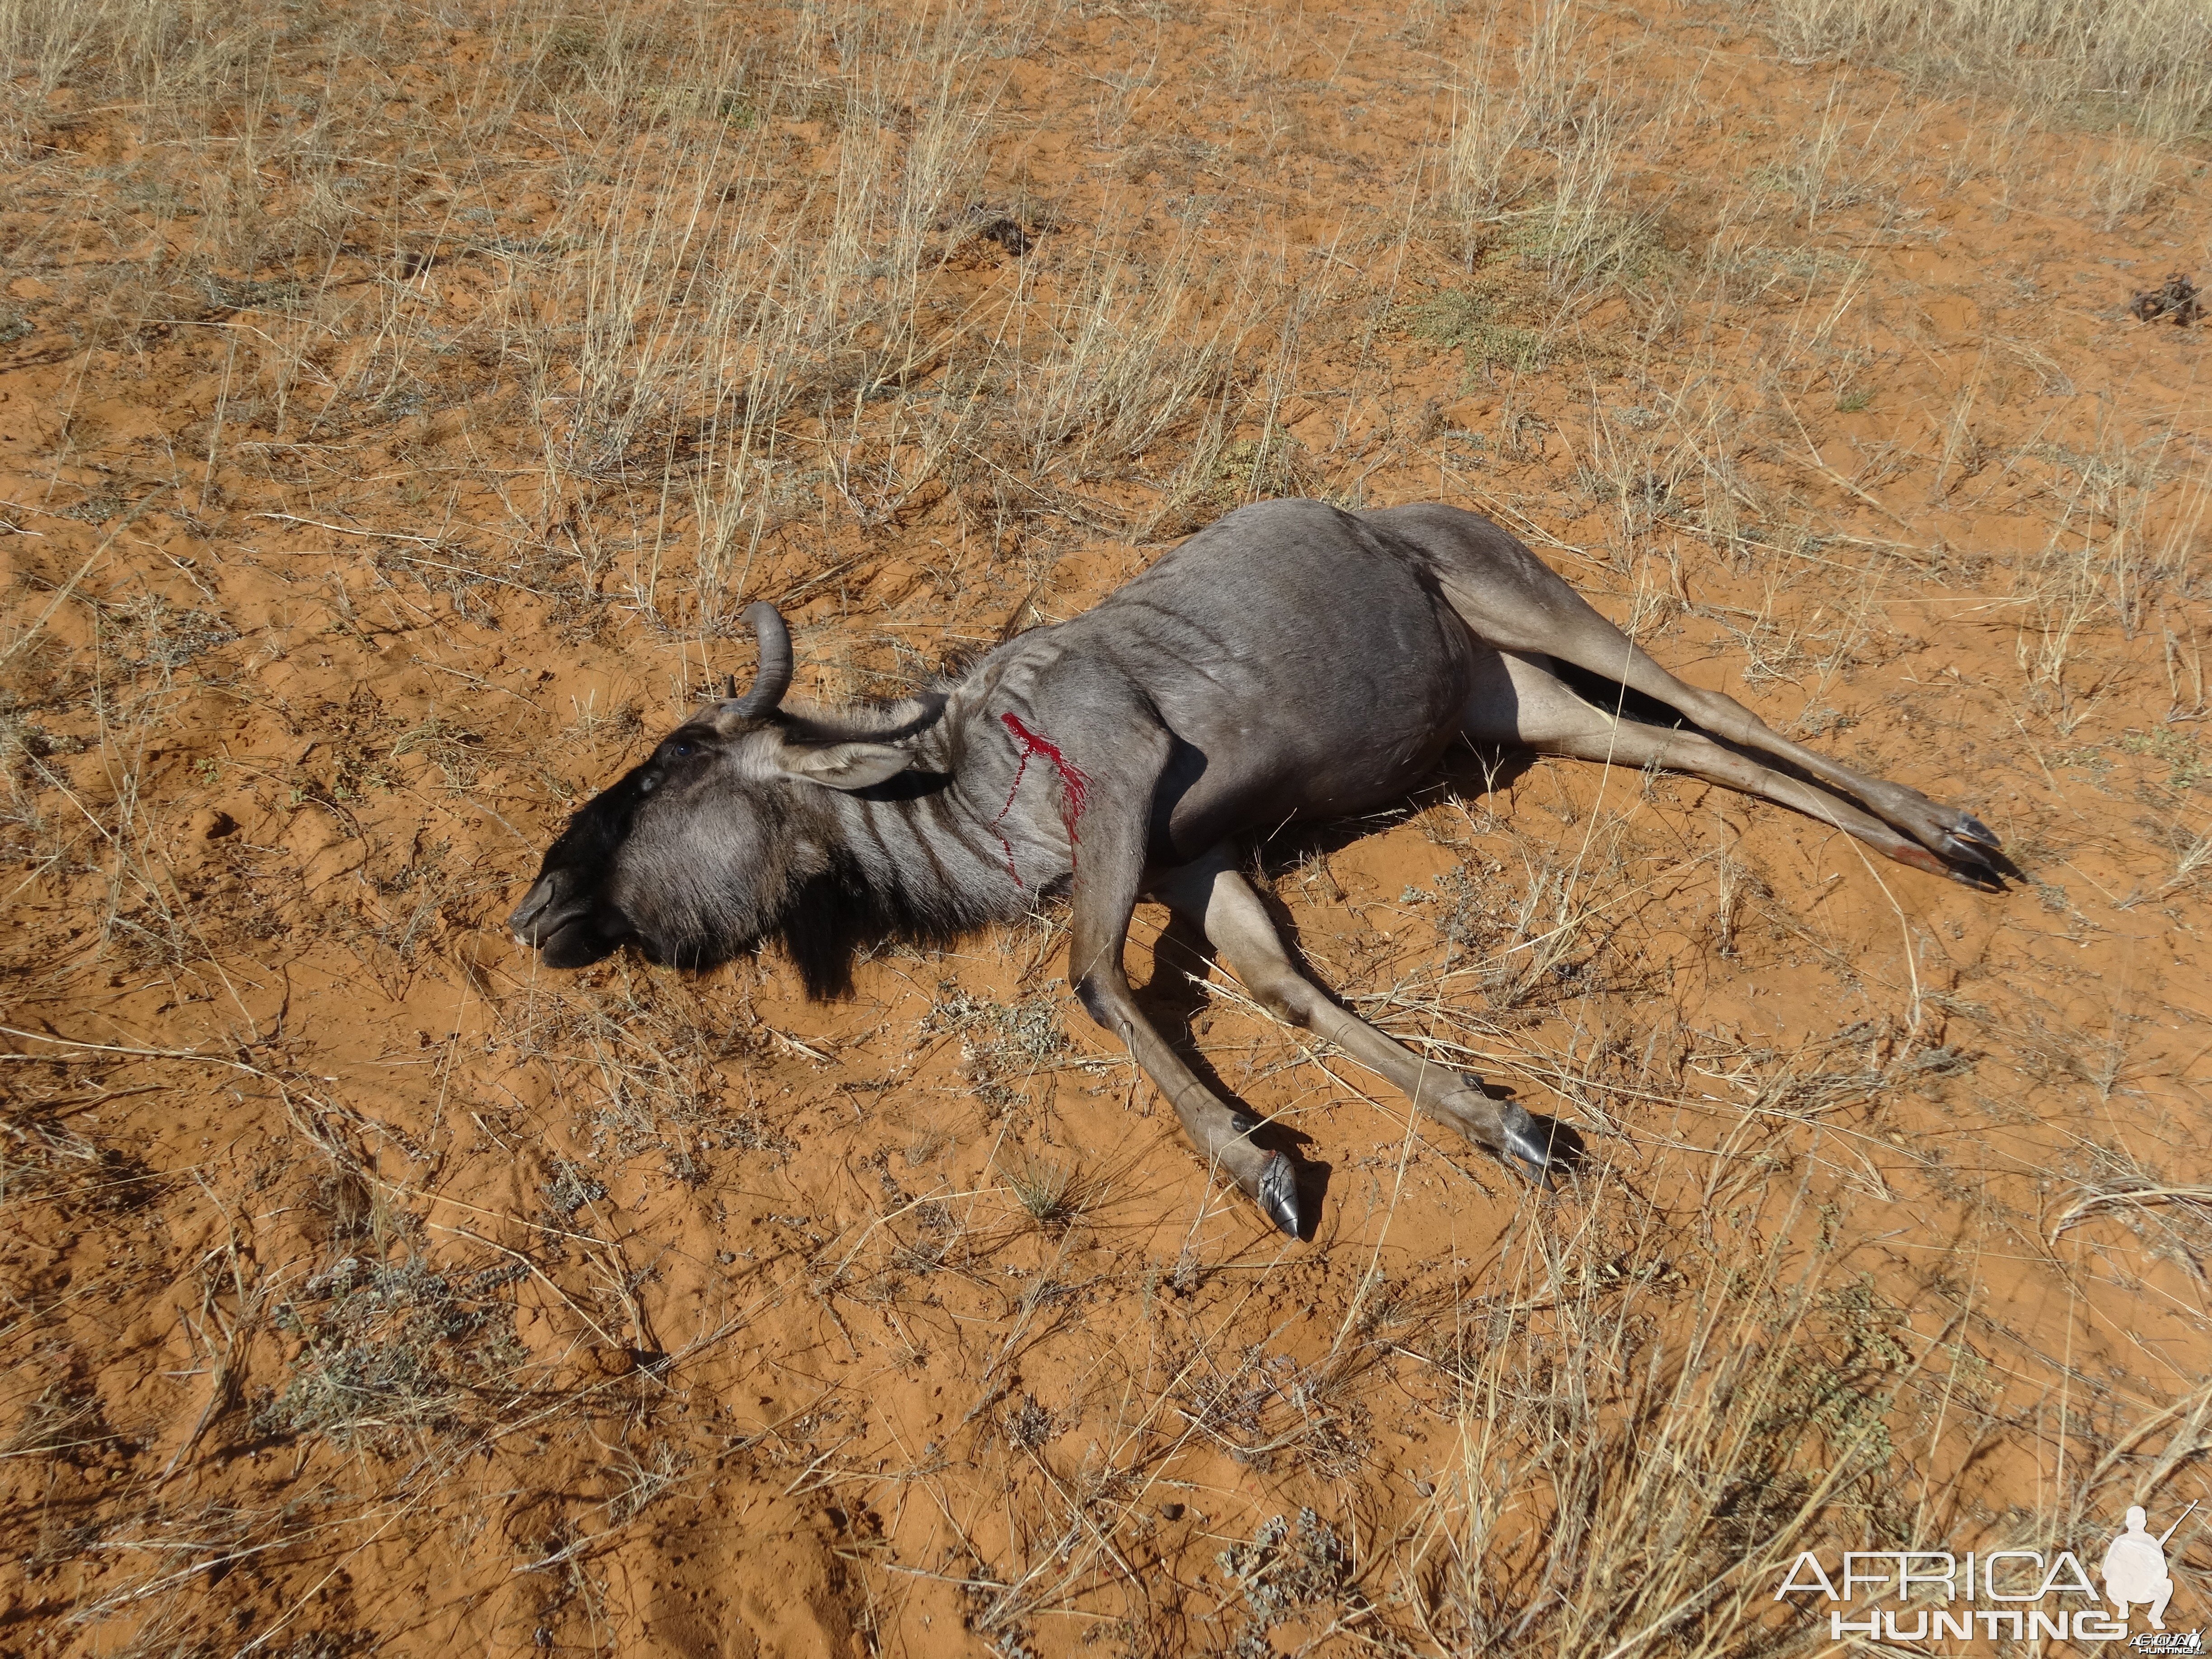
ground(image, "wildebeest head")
xmin=506 ymin=604 xmax=917 ymax=972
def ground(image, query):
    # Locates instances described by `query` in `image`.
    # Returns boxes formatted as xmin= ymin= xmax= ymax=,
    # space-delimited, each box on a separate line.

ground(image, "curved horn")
xmin=733 ymin=601 xmax=792 ymax=717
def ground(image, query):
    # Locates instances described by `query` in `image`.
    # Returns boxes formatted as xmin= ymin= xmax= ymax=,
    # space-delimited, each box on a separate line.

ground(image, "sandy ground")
xmin=3 ymin=0 xmax=2209 ymax=1653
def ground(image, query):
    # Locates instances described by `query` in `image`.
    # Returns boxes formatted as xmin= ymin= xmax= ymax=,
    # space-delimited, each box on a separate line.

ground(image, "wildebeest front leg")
xmin=1153 ymin=846 xmax=1561 ymax=1181
xmin=1066 ymin=792 xmax=1301 ymax=1234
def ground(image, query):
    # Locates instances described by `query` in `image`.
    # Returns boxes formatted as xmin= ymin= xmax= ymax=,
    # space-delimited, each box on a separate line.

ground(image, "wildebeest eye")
xmin=669 ymin=740 xmax=697 ymax=759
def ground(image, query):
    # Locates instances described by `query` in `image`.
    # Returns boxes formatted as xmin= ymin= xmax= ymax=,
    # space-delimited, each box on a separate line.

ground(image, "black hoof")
xmin=1257 ymin=1153 xmax=1301 ymax=1237
xmin=1499 ymin=1105 xmax=1581 ymax=1187
xmin=1938 ymin=830 xmax=1999 ymax=869
xmin=1952 ymin=814 xmax=2001 ymax=851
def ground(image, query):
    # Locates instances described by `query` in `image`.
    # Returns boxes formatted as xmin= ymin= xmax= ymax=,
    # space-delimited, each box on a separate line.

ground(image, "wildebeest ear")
xmin=773 ymin=740 xmax=912 ymax=791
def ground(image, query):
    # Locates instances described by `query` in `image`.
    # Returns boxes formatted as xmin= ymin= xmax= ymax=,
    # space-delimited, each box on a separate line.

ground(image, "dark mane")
xmin=770 ymin=835 xmax=1002 ymax=999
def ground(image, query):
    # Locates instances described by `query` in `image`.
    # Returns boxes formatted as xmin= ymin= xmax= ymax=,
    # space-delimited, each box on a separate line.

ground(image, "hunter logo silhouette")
xmin=2103 ymin=1503 xmax=2197 ymax=1629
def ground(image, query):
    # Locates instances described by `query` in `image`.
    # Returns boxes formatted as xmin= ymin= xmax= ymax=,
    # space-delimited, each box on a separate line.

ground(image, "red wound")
xmin=1001 ymin=713 xmax=1092 ymax=827
xmin=989 ymin=712 xmax=1093 ymax=887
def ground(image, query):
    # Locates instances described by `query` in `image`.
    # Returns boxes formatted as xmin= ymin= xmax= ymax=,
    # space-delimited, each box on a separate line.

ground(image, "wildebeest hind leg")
xmin=1375 ymin=503 xmax=2001 ymax=876
xmin=1152 ymin=846 xmax=1561 ymax=1181
xmin=1470 ymin=651 xmax=1964 ymax=878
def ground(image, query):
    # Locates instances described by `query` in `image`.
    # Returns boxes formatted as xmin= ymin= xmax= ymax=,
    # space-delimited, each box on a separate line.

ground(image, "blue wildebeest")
xmin=509 ymin=500 xmax=2001 ymax=1235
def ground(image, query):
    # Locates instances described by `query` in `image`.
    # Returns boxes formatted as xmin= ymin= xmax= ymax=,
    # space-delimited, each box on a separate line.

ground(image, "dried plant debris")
xmin=1217 ymin=1509 xmax=1368 ymax=1654
xmin=925 ymin=984 xmax=1076 ymax=1110
xmin=2129 ymin=271 xmax=2201 ymax=324
xmin=257 ymin=1254 xmax=532 ymax=1454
